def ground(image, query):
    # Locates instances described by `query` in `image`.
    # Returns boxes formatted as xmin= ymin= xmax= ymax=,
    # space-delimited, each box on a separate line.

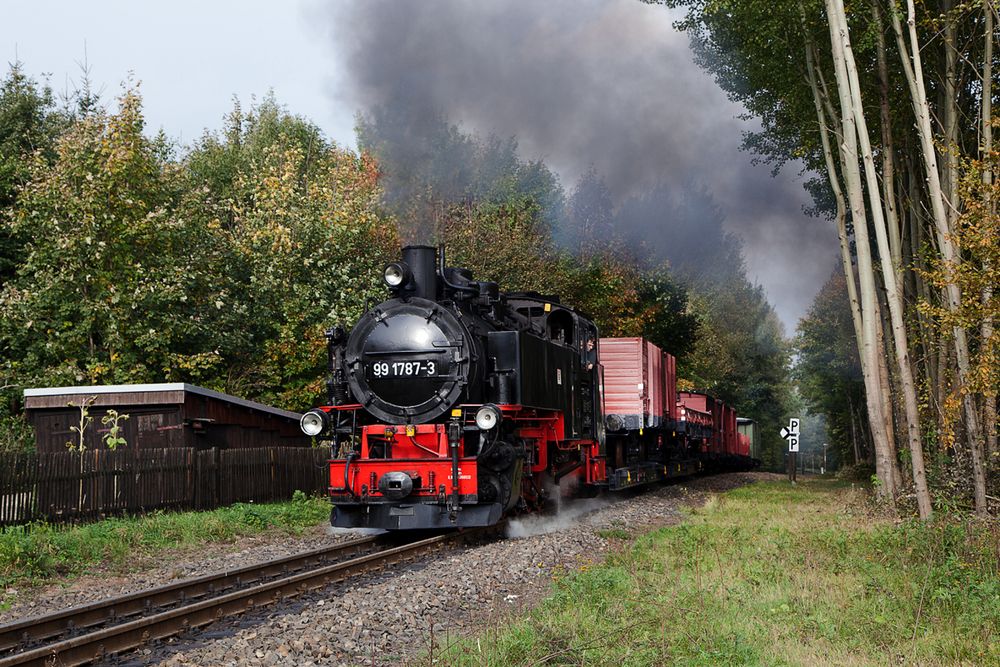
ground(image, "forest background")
xmin=0 ymin=63 xmax=792 ymax=469
xmin=1 ymin=0 xmax=997 ymax=518
xmin=655 ymin=0 xmax=999 ymax=517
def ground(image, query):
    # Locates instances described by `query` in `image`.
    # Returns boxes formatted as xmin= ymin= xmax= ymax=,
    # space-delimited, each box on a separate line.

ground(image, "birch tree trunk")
xmin=982 ymin=0 xmax=997 ymax=461
xmin=942 ymin=0 xmax=960 ymax=229
xmin=824 ymin=0 xmax=898 ymax=504
xmin=875 ymin=311 xmax=904 ymax=494
xmin=802 ymin=13 xmax=896 ymax=487
xmin=872 ymin=1 xmax=903 ymax=272
xmin=831 ymin=0 xmax=932 ymax=516
xmin=892 ymin=0 xmax=989 ymax=515
xmin=850 ymin=395 xmax=862 ymax=465
xmin=804 ymin=36 xmax=864 ymax=363
xmin=907 ymin=156 xmax=940 ymax=410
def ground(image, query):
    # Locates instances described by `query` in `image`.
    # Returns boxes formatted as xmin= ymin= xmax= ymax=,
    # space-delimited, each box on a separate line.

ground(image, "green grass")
xmin=0 ymin=491 xmax=330 ymax=592
xmin=433 ymin=480 xmax=1000 ymax=666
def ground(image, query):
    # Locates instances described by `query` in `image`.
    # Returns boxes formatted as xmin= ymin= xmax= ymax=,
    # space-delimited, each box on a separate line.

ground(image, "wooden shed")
xmin=24 ymin=383 xmax=308 ymax=453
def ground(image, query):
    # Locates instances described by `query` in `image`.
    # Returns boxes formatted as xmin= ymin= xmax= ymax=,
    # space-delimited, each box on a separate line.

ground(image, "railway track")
xmin=0 ymin=525 xmax=502 ymax=667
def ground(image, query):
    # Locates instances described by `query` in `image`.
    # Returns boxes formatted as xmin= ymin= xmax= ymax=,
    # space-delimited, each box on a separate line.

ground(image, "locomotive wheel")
xmin=477 ymin=477 xmax=500 ymax=502
xmin=498 ymin=472 xmax=514 ymax=509
xmin=480 ymin=442 xmax=516 ymax=472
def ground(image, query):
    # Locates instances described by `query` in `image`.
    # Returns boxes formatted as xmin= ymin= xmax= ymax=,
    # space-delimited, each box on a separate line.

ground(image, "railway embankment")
xmin=6 ymin=474 xmax=990 ymax=666
xmin=137 ymin=473 xmax=765 ymax=666
xmin=438 ymin=478 xmax=1000 ymax=666
xmin=0 ymin=492 xmax=333 ymax=619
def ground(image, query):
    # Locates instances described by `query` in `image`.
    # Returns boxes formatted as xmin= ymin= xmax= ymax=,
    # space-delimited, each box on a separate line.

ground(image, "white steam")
xmin=505 ymin=495 xmax=609 ymax=539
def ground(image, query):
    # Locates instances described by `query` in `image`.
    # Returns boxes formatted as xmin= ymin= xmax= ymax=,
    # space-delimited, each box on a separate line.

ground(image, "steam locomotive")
xmin=300 ymin=245 xmax=756 ymax=530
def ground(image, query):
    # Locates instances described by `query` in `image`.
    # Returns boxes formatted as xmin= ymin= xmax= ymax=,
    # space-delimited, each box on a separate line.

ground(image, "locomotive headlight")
xmin=475 ymin=404 xmax=502 ymax=431
xmin=383 ymin=262 xmax=411 ymax=288
xmin=300 ymin=409 xmax=329 ymax=436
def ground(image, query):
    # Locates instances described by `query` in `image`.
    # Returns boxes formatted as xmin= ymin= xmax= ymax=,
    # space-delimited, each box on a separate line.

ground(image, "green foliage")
xmin=0 ymin=63 xmax=75 ymax=441
xmin=0 ymin=412 xmax=34 ymax=453
xmin=0 ymin=62 xmax=69 ymax=280
xmin=1 ymin=86 xmax=204 ymax=389
xmin=439 ymin=196 xmax=562 ymax=295
xmin=654 ymin=0 xmax=836 ymax=184
xmin=183 ymin=95 xmax=397 ymax=408
xmin=633 ymin=271 xmax=700 ymax=357
xmin=681 ymin=278 xmax=792 ymax=470
xmin=918 ymin=150 xmax=1000 ymax=449
xmin=0 ymin=80 xmax=397 ymax=414
xmin=357 ymin=101 xmax=564 ymax=242
xmin=100 ymin=409 xmax=129 ymax=449
xmin=567 ymin=168 xmax=792 ymax=468
xmin=435 ymin=480 xmax=999 ymax=666
xmin=0 ymin=494 xmax=329 ymax=589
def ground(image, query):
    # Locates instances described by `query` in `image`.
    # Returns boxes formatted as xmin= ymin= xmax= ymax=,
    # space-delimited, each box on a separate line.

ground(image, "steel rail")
xmin=0 ymin=534 xmax=382 ymax=655
xmin=0 ymin=526 xmax=498 ymax=667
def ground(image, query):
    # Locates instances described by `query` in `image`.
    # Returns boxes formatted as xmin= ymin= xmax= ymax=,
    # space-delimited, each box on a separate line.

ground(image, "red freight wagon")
xmin=600 ymin=338 xmax=673 ymax=430
xmin=662 ymin=351 xmax=678 ymax=423
xmin=723 ymin=404 xmax=738 ymax=455
xmin=677 ymin=397 xmax=712 ymax=428
xmin=709 ymin=398 xmax=724 ymax=455
xmin=678 ymin=391 xmax=715 ymax=452
xmin=737 ymin=432 xmax=751 ymax=457
xmin=678 ymin=391 xmax=709 ymax=414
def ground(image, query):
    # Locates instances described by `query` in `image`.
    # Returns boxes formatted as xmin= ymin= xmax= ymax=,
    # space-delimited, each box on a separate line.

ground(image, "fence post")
xmin=270 ymin=447 xmax=277 ymax=502
xmin=212 ymin=447 xmax=220 ymax=509
xmin=188 ymin=448 xmax=195 ymax=510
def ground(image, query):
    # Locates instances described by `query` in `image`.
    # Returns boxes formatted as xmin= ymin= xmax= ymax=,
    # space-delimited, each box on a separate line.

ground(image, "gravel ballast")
xmin=1 ymin=472 xmax=775 ymax=665
xmin=123 ymin=472 xmax=773 ymax=667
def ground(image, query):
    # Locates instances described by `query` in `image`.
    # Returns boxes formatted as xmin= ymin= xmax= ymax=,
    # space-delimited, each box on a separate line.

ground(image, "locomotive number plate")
xmin=367 ymin=361 xmax=443 ymax=378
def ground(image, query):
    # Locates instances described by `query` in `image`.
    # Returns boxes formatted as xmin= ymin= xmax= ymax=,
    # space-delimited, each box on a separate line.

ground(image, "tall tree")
xmin=827 ymin=0 xmax=931 ymax=516
xmin=0 ymin=63 xmax=67 ymax=282
xmin=184 ymin=96 xmax=398 ymax=408
xmin=657 ymin=0 xmax=997 ymax=513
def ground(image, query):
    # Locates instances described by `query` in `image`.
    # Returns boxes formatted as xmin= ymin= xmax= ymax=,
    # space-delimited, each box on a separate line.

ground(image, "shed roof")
xmin=23 ymin=383 xmax=301 ymax=421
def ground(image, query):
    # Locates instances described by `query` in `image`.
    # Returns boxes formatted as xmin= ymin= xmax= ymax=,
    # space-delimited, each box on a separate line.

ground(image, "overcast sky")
xmin=3 ymin=0 xmax=838 ymax=331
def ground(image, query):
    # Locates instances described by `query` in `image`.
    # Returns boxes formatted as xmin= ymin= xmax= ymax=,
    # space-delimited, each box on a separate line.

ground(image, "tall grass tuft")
xmin=429 ymin=480 xmax=999 ymax=666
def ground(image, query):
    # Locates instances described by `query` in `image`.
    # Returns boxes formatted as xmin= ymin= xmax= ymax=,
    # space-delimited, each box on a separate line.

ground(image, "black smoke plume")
xmin=322 ymin=0 xmax=838 ymax=327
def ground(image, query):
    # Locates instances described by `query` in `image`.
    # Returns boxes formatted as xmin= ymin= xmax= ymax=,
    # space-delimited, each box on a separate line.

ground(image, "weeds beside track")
xmin=436 ymin=479 xmax=999 ymax=666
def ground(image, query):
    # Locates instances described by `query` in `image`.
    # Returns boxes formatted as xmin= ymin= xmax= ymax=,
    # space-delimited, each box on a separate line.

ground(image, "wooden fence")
xmin=0 ymin=446 xmax=331 ymax=528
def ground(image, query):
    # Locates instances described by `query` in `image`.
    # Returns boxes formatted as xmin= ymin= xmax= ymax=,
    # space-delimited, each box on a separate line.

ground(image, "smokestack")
xmin=402 ymin=245 xmax=437 ymax=300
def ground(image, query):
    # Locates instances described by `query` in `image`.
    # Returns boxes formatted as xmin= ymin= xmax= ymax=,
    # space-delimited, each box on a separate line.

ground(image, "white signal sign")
xmin=781 ymin=418 xmax=801 ymax=452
